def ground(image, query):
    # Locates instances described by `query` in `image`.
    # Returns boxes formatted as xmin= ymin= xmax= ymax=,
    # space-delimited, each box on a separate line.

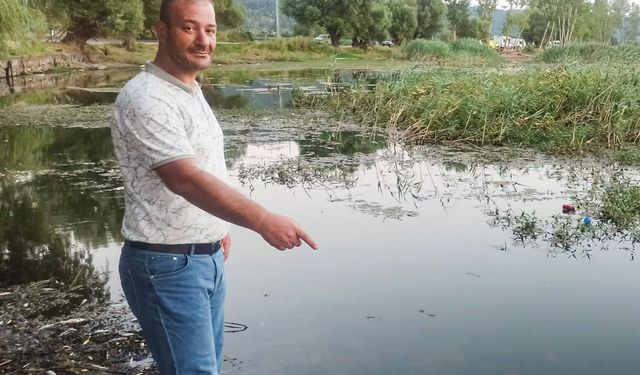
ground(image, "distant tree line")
xmin=2 ymin=0 xmax=640 ymax=56
xmin=281 ymin=0 xmax=640 ymax=47
xmin=0 ymin=0 xmax=245 ymax=52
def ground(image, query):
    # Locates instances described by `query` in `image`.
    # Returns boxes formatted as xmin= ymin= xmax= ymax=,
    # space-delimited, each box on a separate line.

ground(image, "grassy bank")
xmin=296 ymin=65 xmax=640 ymax=153
xmin=90 ymin=37 xmax=395 ymax=66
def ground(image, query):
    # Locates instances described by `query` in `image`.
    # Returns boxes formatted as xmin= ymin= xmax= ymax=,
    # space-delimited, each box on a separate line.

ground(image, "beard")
xmin=166 ymin=40 xmax=211 ymax=71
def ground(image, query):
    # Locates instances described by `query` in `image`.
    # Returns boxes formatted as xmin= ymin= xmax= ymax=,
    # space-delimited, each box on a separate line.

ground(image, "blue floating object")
xmin=582 ymin=216 xmax=592 ymax=226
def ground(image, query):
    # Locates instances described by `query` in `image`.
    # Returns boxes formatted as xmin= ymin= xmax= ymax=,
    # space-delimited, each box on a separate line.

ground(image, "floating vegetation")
xmin=0 ymin=279 xmax=153 ymax=374
xmin=0 ymin=104 xmax=111 ymax=128
xmin=349 ymin=200 xmax=419 ymax=220
xmin=237 ymin=156 xmax=360 ymax=191
xmin=490 ymin=168 xmax=640 ymax=259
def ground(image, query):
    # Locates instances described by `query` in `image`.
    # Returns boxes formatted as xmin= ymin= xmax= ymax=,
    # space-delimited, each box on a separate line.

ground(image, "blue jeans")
xmin=119 ymin=242 xmax=226 ymax=375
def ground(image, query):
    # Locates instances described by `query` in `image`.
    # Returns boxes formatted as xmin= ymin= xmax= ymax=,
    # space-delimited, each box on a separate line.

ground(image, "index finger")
xmin=299 ymin=231 xmax=318 ymax=250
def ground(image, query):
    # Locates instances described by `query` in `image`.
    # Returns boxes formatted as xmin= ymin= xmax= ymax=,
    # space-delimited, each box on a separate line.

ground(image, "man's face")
xmin=160 ymin=0 xmax=217 ymax=72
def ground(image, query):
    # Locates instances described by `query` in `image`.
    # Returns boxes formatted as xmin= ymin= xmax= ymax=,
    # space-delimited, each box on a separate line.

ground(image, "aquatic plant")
xmin=404 ymin=39 xmax=450 ymax=60
xmin=490 ymin=167 xmax=640 ymax=259
xmin=304 ymin=65 xmax=640 ymax=152
xmin=599 ymin=184 xmax=640 ymax=229
xmin=540 ymin=43 xmax=640 ymax=64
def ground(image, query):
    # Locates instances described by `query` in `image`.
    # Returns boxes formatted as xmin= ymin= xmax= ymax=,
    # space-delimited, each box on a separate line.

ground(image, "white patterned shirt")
xmin=111 ymin=62 xmax=230 ymax=244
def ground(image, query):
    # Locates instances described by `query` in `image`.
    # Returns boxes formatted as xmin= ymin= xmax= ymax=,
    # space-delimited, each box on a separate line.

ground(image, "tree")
xmin=415 ymin=0 xmax=447 ymax=39
xmin=53 ymin=0 xmax=144 ymax=49
xmin=0 ymin=0 xmax=45 ymax=56
xmin=389 ymin=0 xmax=418 ymax=45
xmin=476 ymin=0 xmax=497 ymax=36
xmin=505 ymin=0 xmax=527 ymax=11
xmin=527 ymin=0 xmax=588 ymax=45
xmin=625 ymin=3 xmax=640 ymax=43
xmin=111 ymin=0 xmax=145 ymax=50
xmin=472 ymin=18 xmax=491 ymax=40
xmin=590 ymin=0 xmax=613 ymax=43
xmin=521 ymin=10 xmax=549 ymax=46
xmin=503 ymin=8 xmax=529 ymax=38
xmin=610 ymin=0 xmax=629 ymax=42
xmin=281 ymin=0 xmax=352 ymax=46
xmin=445 ymin=0 xmax=472 ymax=40
xmin=0 ymin=0 xmax=31 ymax=41
xmin=142 ymin=0 xmax=161 ymax=37
xmin=30 ymin=0 xmax=69 ymax=30
xmin=348 ymin=0 xmax=392 ymax=47
xmin=214 ymin=0 xmax=245 ymax=29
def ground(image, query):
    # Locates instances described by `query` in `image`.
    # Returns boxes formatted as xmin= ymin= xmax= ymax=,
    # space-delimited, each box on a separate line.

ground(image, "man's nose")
xmin=194 ymin=28 xmax=207 ymax=46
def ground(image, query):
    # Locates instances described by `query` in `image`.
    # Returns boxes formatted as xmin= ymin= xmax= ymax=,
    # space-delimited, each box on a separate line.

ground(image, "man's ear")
xmin=155 ymin=20 xmax=168 ymax=43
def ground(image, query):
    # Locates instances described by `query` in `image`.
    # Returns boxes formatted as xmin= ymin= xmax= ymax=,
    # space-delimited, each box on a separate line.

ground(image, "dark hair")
xmin=159 ymin=0 xmax=213 ymax=26
xmin=159 ymin=0 xmax=176 ymax=25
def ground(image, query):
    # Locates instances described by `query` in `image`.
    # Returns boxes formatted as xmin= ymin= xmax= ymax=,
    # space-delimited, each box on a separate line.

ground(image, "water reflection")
xmin=2 ymin=118 xmax=640 ymax=374
xmin=0 ymin=68 xmax=400 ymax=110
xmin=0 ymin=178 xmax=111 ymax=308
xmin=0 ymin=124 xmax=386 ymax=289
xmin=0 ymin=69 xmax=138 ymax=107
xmin=0 ymin=126 xmax=121 ymax=307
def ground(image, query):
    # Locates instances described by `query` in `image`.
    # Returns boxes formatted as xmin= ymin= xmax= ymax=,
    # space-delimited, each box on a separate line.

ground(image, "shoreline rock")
xmin=0 ymin=53 xmax=91 ymax=79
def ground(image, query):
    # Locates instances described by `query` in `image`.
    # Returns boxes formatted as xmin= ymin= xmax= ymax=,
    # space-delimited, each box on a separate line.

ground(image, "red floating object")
xmin=562 ymin=203 xmax=576 ymax=213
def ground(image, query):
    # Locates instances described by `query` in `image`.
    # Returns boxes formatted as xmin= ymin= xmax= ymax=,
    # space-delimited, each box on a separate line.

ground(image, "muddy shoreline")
xmin=0 ymin=279 xmax=155 ymax=374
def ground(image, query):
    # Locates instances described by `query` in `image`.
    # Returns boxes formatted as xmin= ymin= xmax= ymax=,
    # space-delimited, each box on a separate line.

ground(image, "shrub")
xmin=540 ymin=43 xmax=640 ymax=63
xmin=451 ymin=38 xmax=493 ymax=57
xmin=255 ymin=37 xmax=333 ymax=53
xmin=404 ymin=39 xmax=450 ymax=59
xmin=218 ymin=29 xmax=253 ymax=43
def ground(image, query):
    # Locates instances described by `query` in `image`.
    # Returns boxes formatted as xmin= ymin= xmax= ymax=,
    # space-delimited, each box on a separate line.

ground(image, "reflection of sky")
xmin=241 ymin=141 xmax=301 ymax=164
xmin=60 ymin=140 xmax=640 ymax=374
xmin=218 ymin=147 xmax=640 ymax=375
xmin=3 ymin=118 xmax=640 ymax=374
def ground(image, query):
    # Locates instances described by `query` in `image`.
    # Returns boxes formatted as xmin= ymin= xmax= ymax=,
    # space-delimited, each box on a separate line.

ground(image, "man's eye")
xmin=184 ymin=26 xmax=193 ymax=32
xmin=207 ymin=29 xmax=216 ymax=35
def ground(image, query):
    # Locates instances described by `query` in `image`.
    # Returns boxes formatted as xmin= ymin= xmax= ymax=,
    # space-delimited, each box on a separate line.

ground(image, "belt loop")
xmin=189 ymin=244 xmax=196 ymax=256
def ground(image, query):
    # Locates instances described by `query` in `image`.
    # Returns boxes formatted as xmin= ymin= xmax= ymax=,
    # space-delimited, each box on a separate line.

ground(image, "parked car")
xmin=381 ymin=39 xmax=394 ymax=47
xmin=314 ymin=34 xmax=330 ymax=44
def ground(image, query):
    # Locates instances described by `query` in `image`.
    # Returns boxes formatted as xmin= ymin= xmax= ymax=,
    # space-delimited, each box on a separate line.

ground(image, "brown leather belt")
xmin=125 ymin=240 xmax=222 ymax=255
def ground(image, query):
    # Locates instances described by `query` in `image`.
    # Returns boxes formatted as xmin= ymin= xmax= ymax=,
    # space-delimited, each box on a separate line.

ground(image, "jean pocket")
xmin=145 ymin=253 xmax=191 ymax=280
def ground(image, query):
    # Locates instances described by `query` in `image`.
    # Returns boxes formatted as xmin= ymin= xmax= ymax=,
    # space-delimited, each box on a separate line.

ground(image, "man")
xmin=110 ymin=0 xmax=318 ymax=373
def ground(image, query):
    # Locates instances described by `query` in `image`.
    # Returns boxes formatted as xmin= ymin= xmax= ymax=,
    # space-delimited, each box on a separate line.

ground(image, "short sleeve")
xmin=116 ymin=93 xmax=195 ymax=169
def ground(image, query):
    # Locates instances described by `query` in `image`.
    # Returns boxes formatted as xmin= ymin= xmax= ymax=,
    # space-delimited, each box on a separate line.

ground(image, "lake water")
xmin=1 ymin=68 xmax=639 ymax=375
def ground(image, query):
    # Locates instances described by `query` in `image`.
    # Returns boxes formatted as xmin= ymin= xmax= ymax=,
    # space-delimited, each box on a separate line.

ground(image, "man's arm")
xmin=154 ymin=158 xmax=318 ymax=251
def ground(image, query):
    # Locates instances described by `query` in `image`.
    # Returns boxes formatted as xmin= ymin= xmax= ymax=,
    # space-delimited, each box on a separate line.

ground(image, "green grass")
xmin=492 ymin=168 xmax=640 ymax=255
xmin=87 ymin=37 xmax=502 ymax=67
xmin=540 ymin=43 xmax=640 ymax=63
xmin=599 ymin=183 xmax=640 ymax=229
xmin=403 ymin=38 xmax=501 ymax=65
xmin=296 ymin=65 xmax=640 ymax=153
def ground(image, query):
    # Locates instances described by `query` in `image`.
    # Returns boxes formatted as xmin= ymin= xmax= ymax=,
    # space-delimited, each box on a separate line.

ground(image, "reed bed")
xmin=403 ymin=38 xmax=501 ymax=65
xmin=299 ymin=65 xmax=640 ymax=152
xmin=541 ymin=43 xmax=640 ymax=63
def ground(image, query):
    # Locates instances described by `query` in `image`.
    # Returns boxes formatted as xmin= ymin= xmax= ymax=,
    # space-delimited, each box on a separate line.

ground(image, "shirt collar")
xmin=144 ymin=62 xmax=201 ymax=94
